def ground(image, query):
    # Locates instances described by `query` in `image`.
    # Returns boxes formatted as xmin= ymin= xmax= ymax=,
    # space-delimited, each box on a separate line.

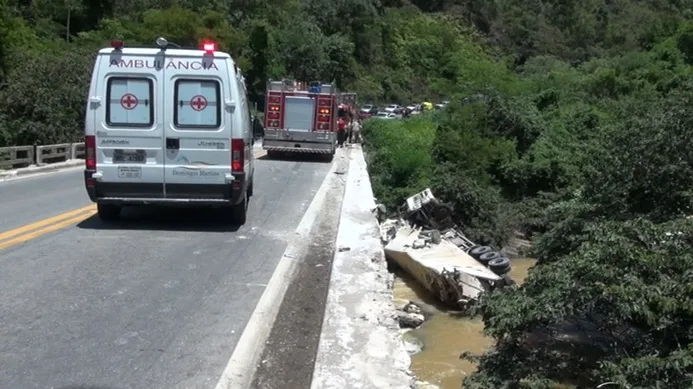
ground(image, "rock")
xmin=396 ymin=310 xmax=425 ymax=328
xmin=403 ymin=302 xmax=423 ymax=315
xmin=414 ymin=380 xmax=441 ymax=389
xmin=401 ymin=331 xmax=424 ymax=355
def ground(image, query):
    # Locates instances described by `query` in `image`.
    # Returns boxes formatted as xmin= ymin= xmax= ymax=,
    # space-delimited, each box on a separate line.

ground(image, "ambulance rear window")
xmin=106 ymin=77 xmax=154 ymax=127
xmin=174 ymin=79 xmax=221 ymax=128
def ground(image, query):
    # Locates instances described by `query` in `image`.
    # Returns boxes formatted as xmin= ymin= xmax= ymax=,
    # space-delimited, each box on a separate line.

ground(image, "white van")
xmin=83 ymin=37 xmax=255 ymax=224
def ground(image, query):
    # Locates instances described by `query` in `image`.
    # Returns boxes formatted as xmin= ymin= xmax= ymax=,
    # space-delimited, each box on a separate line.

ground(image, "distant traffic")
xmin=359 ymin=101 xmax=450 ymax=120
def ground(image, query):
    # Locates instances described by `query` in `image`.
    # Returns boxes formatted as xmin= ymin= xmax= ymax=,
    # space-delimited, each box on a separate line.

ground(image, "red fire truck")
xmin=263 ymin=79 xmax=339 ymax=157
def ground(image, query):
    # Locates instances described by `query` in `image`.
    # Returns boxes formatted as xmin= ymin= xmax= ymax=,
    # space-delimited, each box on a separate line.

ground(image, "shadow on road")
xmin=76 ymin=206 xmax=242 ymax=233
xmin=258 ymin=151 xmax=334 ymax=163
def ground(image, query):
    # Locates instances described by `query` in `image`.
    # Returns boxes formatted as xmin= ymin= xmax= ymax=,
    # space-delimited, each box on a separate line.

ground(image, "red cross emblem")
xmin=190 ymin=95 xmax=207 ymax=111
xmin=120 ymin=93 xmax=138 ymax=110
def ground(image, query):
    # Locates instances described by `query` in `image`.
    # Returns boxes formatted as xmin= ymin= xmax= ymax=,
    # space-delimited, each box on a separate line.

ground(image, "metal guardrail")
xmin=0 ymin=142 xmax=85 ymax=170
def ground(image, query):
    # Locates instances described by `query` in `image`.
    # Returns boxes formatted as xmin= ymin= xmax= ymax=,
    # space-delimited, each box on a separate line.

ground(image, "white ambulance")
xmin=83 ymin=37 xmax=255 ymax=225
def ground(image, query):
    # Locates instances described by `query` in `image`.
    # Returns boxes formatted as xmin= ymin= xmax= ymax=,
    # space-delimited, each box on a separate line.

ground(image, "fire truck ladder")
xmin=267 ymin=79 xmax=337 ymax=93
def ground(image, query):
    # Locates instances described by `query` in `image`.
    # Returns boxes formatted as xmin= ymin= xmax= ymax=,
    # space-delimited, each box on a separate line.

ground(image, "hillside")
xmin=361 ymin=2 xmax=693 ymax=389
xmin=3 ymin=0 xmax=693 ymax=387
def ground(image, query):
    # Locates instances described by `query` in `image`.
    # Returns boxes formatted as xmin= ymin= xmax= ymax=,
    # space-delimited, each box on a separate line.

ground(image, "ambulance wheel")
xmin=230 ymin=192 xmax=248 ymax=225
xmin=97 ymin=203 xmax=121 ymax=221
xmin=247 ymin=178 xmax=254 ymax=197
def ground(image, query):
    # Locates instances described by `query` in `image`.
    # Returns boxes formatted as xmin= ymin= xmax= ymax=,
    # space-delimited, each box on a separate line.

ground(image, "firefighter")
xmin=337 ymin=115 xmax=347 ymax=147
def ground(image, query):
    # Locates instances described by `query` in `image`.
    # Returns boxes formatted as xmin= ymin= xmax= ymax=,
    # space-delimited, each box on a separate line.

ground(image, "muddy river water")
xmin=393 ymin=258 xmax=537 ymax=388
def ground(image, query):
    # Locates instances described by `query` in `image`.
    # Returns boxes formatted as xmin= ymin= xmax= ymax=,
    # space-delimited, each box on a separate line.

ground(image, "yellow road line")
xmin=0 ymin=208 xmax=96 ymax=250
xmin=0 ymin=204 xmax=96 ymax=242
xmin=1 ymin=155 xmax=266 ymax=250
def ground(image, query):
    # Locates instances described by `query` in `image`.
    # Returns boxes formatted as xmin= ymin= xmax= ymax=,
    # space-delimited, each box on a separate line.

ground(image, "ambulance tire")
xmin=247 ymin=178 xmax=254 ymax=197
xmin=230 ymin=192 xmax=248 ymax=225
xmin=97 ymin=203 xmax=121 ymax=221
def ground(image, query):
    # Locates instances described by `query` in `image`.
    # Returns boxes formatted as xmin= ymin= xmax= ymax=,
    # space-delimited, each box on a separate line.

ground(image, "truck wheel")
xmin=97 ymin=203 xmax=121 ymax=221
xmin=230 ymin=192 xmax=248 ymax=225
xmin=247 ymin=178 xmax=254 ymax=197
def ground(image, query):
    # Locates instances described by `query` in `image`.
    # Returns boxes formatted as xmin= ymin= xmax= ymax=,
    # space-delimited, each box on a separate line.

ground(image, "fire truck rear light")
xmin=318 ymin=99 xmax=330 ymax=106
xmin=269 ymin=96 xmax=281 ymax=103
xmin=269 ymin=120 xmax=279 ymax=127
xmin=318 ymin=116 xmax=330 ymax=122
xmin=268 ymin=112 xmax=279 ymax=119
xmin=319 ymin=108 xmax=330 ymax=114
xmin=269 ymin=104 xmax=280 ymax=111
xmin=318 ymin=123 xmax=328 ymax=130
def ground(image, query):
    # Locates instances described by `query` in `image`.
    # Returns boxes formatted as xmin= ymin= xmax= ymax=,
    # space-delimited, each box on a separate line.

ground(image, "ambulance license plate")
xmin=113 ymin=149 xmax=145 ymax=163
xmin=118 ymin=166 xmax=141 ymax=179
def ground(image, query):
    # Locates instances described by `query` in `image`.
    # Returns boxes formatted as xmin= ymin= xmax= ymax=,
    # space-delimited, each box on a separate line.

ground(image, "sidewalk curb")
xmin=310 ymin=145 xmax=414 ymax=389
xmin=214 ymin=148 xmax=349 ymax=389
xmin=0 ymin=159 xmax=84 ymax=179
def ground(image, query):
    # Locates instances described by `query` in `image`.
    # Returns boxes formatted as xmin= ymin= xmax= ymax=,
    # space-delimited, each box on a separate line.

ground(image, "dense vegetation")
xmin=362 ymin=1 xmax=693 ymax=388
xmin=4 ymin=0 xmax=693 ymax=386
xmin=0 ymin=0 xmax=483 ymax=147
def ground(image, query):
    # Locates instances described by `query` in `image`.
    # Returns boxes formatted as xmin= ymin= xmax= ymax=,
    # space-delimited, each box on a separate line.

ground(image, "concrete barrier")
xmin=36 ymin=143 xmax=72 ymax=165
xmin=310 ymin=145 xmax=413 ymax=389
xmin=0 ymin=146 xmax=34 ymax=169
xmin=0 ymin=142 xmax=85 ymax=171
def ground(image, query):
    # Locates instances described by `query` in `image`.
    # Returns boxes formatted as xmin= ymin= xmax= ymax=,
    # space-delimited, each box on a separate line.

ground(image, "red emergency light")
xmin=201 ymin=41 xmax=216 ymax=53
xmin=111 ymin=39 xmax=124 ymax=50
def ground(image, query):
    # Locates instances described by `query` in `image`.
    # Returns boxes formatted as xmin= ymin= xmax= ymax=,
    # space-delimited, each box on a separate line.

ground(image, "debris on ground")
xmin=413 ymin=379 xmax=441 ymax=389
xmin=379 ymin=188 xmax=513 ymax=312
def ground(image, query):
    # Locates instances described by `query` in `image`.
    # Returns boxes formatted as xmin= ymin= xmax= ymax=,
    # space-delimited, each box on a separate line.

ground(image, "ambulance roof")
xmin=97 ymin=47 xmax=232 ymax=60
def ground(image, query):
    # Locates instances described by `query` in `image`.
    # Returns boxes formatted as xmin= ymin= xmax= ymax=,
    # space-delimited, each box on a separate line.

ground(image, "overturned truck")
xmin=380 ymin=188 xmax=514 ymax=311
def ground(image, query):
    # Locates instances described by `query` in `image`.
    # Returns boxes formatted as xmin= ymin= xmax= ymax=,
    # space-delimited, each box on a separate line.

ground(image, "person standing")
xmin=347 ymin=118 xmax=356 ymax=144
xmin=351 ymin=119 xmax=362 ymax=143
xmin=337 ymin=116 xmax=347 ymax=147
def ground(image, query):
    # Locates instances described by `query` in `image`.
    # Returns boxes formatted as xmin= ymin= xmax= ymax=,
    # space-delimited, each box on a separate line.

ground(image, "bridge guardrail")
xmin=0 ymin=142 xmax=85 ymax=170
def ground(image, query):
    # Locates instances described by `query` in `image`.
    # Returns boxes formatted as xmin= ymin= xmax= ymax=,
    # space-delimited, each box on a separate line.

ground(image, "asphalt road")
xmin=0 ymin=154 xmax=333 ymax=389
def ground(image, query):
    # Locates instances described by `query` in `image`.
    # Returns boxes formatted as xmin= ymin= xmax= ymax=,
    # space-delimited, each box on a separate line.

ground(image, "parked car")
xmin=374 ymin=112 xmax=397 ymax=119
xmin=383 ymin=104 xmax=401 ymax=113
xmin=361 ymin=104 xmax=378 ymax=114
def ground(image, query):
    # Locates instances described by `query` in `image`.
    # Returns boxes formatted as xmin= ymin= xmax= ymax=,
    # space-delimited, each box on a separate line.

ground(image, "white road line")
xmin=214 ymin=150 xmax=346 ymax=389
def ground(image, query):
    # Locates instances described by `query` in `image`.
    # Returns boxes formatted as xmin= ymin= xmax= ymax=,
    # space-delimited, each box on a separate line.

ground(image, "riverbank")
xmin=393 ymin=258 xmax=536 ymax=388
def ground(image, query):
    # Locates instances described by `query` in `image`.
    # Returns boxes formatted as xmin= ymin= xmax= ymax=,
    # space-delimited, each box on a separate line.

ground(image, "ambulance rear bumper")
xmin=84 ymin=170 xmax=246 ymax=206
